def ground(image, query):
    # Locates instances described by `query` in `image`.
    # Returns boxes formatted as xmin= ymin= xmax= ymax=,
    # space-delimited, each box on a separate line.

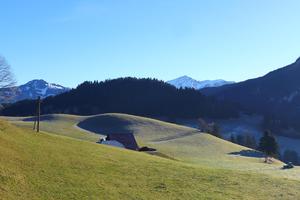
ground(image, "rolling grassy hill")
xmin=5 ymin=113 xmax=300 ymax=180
xmin=3 ymin=114 xmax=99 ymax=142
xmin=1 ymin=119 xmax=300 ymax=199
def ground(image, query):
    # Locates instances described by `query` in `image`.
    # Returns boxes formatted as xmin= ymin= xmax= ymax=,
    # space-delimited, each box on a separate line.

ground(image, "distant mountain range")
xmin=1 ymin=78 xmax=238 ymax=119
xmin=4 ymin=59 xmax=300 ymax=139
xmin=167 ymin=76 xmax=234 ymax=90
xmin=0 ymin=79 xmax=70 ymax=103
xmin=201 ymin=58 xmax=300 ymax=138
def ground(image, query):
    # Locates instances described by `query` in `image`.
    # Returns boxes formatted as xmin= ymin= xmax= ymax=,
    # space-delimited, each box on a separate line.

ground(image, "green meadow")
xmin=1 ymin=113 xmax=300 ymax=199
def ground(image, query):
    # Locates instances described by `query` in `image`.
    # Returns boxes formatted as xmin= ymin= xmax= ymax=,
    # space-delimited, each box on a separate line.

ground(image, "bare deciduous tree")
xmin=197 ymin=118 xmax=221 ymax=138
xmin=0 ymin=56 xmax=16 ymax=102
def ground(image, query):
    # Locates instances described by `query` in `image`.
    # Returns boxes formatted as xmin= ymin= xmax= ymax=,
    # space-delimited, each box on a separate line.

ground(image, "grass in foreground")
xmin=1 ymin=120 xmax=300 ymax=200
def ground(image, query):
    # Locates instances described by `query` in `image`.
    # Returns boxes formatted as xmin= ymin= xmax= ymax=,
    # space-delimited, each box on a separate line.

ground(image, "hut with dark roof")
xmin=99 ymin=133 xmax=139 ymax=151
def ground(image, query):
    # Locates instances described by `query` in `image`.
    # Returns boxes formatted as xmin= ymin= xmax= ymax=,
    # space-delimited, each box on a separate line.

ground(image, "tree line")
xmin=197 ymin=118 xmax=300 ymax=166
xmin=230 ymin=130 xmax=300 ymax=165
xmin=1 ymin=77 xmax=239 ymax=119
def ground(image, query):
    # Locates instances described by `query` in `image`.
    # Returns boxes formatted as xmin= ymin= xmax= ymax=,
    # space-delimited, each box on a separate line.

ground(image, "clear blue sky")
xmin=1 ymin=0 xmax=300 ymax=87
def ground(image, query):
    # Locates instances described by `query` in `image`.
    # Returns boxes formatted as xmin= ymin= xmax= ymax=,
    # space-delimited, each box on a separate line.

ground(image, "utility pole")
xmin=33 ymin=96 xmax=41 ymax=132
xmin=33 ymin=114 xmax=36 ymax=130
xmin=37 ymin=96 xmax=41 ymax=132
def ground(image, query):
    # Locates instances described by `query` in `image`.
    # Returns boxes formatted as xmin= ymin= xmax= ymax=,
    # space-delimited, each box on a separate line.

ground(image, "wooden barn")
xmin=98 ymin=133 xmax=139 ymax=151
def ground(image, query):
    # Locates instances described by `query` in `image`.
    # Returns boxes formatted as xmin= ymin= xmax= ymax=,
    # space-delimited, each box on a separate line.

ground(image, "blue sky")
xmin=1 ymin=0 xmax=300 ymax=87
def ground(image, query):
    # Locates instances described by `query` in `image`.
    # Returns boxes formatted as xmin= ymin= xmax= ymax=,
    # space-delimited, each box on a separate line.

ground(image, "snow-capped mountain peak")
xmin=167 ymin=76 xmax=201 ymax=89
xmin=20 ymin=79 xmax=68 ymax=96
xmin=0 ymin=79 xmax=70 ymax=103
xmin=167 ymin=76 xmax=234 ymax=90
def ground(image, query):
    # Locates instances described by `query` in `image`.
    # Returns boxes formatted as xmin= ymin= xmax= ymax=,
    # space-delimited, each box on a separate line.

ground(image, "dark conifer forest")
xmin=1 ymin=77 xmax=239 ymax=119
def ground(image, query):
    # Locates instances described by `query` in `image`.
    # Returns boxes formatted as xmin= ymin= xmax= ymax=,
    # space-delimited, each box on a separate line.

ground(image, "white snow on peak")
xmin=48 ymin=83 xmax=65 ymax=90
xmin=37 ymin=87 xmax=48 ymax=96
xmin=167 ymin=76 xmax=234 ymax=90
xmin=6 ymin=79 xmax=71 ymax=102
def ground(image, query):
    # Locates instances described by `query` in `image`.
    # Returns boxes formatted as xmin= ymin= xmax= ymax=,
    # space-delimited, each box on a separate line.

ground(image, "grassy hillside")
xmin=1 ymin=119 xmax=300 ymax=200
xmin=75 ymin=114 xmax=300 ymax=179
xmin=3 ymin=114 xmax=99 ymax=142
xmin=5 ymin=113 xmax=300 ymax=180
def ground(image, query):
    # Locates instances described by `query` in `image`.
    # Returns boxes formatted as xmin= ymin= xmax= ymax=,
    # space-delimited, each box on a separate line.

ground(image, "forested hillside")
xmin=1 ymin=78 xmax=238 ymax=119
xmin=201 ymin=58 xmax=300 ymax=137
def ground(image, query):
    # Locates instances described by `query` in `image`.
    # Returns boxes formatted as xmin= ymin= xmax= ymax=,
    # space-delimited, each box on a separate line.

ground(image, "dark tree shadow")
xmin=228 ymin=150 xmax=264 ymax=158
xmin=77 ymin=115 xmax=132 ymax=135
xmin=23 ymin=115 xmax=55 ymax=122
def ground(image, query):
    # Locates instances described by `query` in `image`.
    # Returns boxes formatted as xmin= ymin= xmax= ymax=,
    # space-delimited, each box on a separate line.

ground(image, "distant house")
xmin=98 ymin=133 xmax=139 ymax=151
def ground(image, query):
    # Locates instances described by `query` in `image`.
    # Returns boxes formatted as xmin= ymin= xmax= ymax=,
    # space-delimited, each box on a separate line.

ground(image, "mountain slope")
xmin=0 ymin=79 xmax=70 ymax=103
xmin=1 ymin=119 xmax=300 ymax=199
xmin=167 ymin=75 xmax=234 ymax=89
xmin=201 ymin=58 xmax=300 ymax=137
xmin=1 ymin=77 xmax=238 ymax=119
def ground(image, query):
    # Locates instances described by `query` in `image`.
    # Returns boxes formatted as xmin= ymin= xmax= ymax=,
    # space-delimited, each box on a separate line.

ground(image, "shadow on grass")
xmin=228 ymin=150 xmax=264 ymax=158
xmin=23 ymin=115 xmax=55 ymax=122
xmin=146 ymin=151 xmax=178 ymax=161
xmin=77 ymin=115 xmax=132 ymax=135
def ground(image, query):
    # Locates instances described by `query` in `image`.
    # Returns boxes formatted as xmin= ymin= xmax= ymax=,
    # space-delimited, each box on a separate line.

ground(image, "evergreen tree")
xmin=236 ymin=134 xmax=245 ymax=146
xmin=244 ymin=134 xmax=257 ymax=149
xmin=230 ymin=134 xmax=236 ymax=143
xmin=258 ymin=130 xmax=279 ymax=163
xmin=210 ymin=123 xmax=221 ymax=138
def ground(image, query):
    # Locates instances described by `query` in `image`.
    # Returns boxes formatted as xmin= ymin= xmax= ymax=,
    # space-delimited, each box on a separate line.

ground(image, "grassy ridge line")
xmin=4 ymin=113 xmax=198 ymax=143
xmin=3 ymin=114 xmax=100 ymax=142
xmin=76 ymin=113 xmax=199 ymax=142
xmin=0 ymin=120 xmax=300 ymax=200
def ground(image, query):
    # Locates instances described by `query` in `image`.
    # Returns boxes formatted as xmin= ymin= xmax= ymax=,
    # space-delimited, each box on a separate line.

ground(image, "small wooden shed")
xmin=100 ymin=133 xmax=139 ymax=151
